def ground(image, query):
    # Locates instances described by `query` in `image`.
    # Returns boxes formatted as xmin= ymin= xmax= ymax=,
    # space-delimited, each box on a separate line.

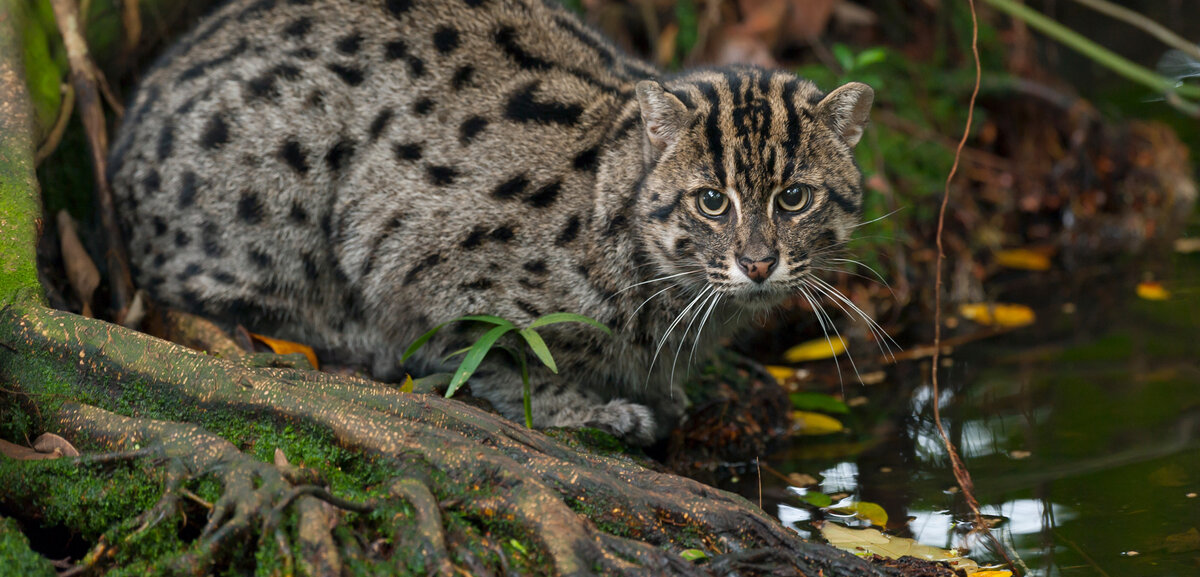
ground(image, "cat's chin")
xmin=729 ymin=287 xmax=788 ymax=311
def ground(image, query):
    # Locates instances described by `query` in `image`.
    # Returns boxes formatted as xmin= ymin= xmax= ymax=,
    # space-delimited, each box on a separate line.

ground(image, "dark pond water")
xmin=721 ymin=239 xmax=1200 ymax=575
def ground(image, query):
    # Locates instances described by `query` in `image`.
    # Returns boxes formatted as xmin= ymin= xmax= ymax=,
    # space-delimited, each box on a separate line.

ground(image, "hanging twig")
xmin=34 ymin=82 xmax=75 ymax=164
xmin=931 ymin=0 xmax=984 ymax=538
xmin=48 ymin=0 xmax=137 ymax=321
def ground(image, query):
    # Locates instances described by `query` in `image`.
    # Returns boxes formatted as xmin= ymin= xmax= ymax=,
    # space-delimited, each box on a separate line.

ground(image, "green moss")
xmin=0 ymin=516 xmax=55 ymax=577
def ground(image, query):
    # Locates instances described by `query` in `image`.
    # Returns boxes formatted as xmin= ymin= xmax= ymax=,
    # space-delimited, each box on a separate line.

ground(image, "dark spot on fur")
xmin=174 ymin=230 xmax=191 ymax=247
xmin=152 ymin=217 xmax=167 ymax=236
xmin=279 ymin=139 xmax=309 ymax=174
xmin=404 ymin=253 xmax=441 ymax=285
xmin=237 ymin=191 xmax=265 ymax=224
xmin=515 ymin=300 xmax=541 ymax=318
xmin=519 ymin=278 xmax=544 ymax=290
xmin=143 ymin=170 xmax=160 ymax=193
xmin=288 ymin=47 xmax=317 ymax=59
xmin=572 ymin=146 xmax=600 ymax=172
xmin=461 ymin=226 xmax=487 ymax=250
xmin=490 ymin=226 xmax=514 ymax=242
xmin=406 ymin=56 xmax=425 ymax=78
xmin=325 ymin=138 xmax=356 ymax=172
xmin=413 ymin=98 xmax=434 ymax=115
xmin=247 ymin=63 xmax=302 ymax=100
xmin=556 ymin=215 xmax=581 ymax=246
xmin=213 ymin=271 xmax=236 ymax=284
xmin=495 ymin=26 xmax=552 ymax=70
xmin=458 ymin=116 xmax=488 ymax=145
xmin=301 ymin=253 xmax=319 ymax=279
xmin=433 ymin=26 xmax=459 ymax=54
xmin=527 ymin=181 xmax=561 ymax=208
xmin=249 ymin=249 xmax=272 ymax=268
xmin=504 ymin=81 xmax=583 ymax=126
xmin=180 ymin=263 xmax=203 ymax=280
xmin=385 ymin=0 xmax=412 ymax=17
xmin=451 ymin=65 xmax=474 ymax=90
xmin=202 ymin=223 xmax=224 ymax=257
xmin=179 ymin=171 xmax=199 ymax=208
xmin=394 ymin=142 xmax=422 ymax=161
xmin=674 ymin=237 xmax=692 ymax=257
xmin=336 ymin=32 xmax=364 ymax=54
xmin=369 ymin=109 xmax=394 ymax=141
xmin=327 ymin=63 xmax=365 ymax=86
xmin=283 ymin=17 xmax=312 ymax=37
xmin=426 ymin=165 xmax=459 ymax=186
xmin=492 ymin=175 xmax=528 ymax=199
xmin=289 ymin=203 xmax=308 ymax=223
xmin=201 ymin=114 xmax=230 ymax=149
xmin=523 ymin=260 xmax=547 ymax=274
xmin=461 ymin=278 xmax=494 ymax=291
xmin=603 ymin=214 xmax=627 ymax=237
xmin=157 ymin=126 xmax=173 ymax=160
xmin=384 ymin=39 xmax=407 ymax=60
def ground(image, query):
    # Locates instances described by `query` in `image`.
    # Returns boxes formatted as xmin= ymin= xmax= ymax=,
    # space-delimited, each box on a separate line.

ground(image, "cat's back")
xmin=110 ymin=0 xmax=651 ymax=328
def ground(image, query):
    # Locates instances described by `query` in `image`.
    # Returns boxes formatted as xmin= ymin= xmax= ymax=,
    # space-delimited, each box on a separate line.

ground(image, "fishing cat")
xmin=109 ymin=0 xmax=873 ymax=445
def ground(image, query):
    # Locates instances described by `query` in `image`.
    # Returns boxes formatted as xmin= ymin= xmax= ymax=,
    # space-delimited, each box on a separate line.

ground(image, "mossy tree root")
xmin=0 ymin=303 xmax=909 ymax=576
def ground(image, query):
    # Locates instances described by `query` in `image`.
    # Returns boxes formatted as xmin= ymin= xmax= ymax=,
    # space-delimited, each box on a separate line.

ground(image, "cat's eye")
xmin=697 ymin=188 xmax=729 ymax=217
xmin=777 ymin=185 xmax=813 ymax=212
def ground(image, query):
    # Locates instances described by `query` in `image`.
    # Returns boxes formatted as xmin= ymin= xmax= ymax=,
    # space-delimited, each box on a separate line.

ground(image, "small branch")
xmin=49 ymin=0 xmax=137 ymax=318
xmin=35 ymin=82 xmax=75 ymax=164
xmin=1069 ymin=0 xmax=1200 ymax=63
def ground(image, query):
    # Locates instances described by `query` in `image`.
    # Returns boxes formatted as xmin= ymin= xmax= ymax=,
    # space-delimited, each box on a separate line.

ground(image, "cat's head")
xmin=634 ymin=68 xmax=872 ymax=309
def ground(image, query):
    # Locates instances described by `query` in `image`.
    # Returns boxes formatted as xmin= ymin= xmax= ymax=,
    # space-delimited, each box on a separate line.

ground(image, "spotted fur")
xmin=109 ymin=0 xmax=873 ymax=445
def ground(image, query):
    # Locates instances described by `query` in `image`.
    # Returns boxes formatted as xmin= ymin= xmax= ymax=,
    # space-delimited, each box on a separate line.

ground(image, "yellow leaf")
xmin=400 ymin=374 xmax=414 ymax=393
xmin=1136 ymin=281 xmax=1170 ymax=301
xmin=973 ymin=572 xmax=1014 ymax=577
xmin=958 ymin=303 xmax=1035 ymax=328
xmin=832 ymin=501 xmax=889 ymax=526
xmin=820 ymin=524 xmax=981 ymax=572
xmin=994 ymin=248 xmax=1051 ymax=271
xmin=249 ymin=333 xmax=319 ymax=370
xmin=793 ymin=411 xmax=844 ymax=435
xmin=766 ymin=365 xmax=796 ymax=382
xmin=784 ymin=336 xmax=846 ymax=363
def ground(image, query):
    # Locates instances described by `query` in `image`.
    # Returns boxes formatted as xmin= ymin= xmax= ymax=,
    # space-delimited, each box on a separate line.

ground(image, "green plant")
xmin=402 ymin=313 xmax=611 ymax=428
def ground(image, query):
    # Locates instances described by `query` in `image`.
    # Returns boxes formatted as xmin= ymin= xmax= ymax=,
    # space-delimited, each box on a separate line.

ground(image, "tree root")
xmin=1 ymin=302 xmax=940 ymax=575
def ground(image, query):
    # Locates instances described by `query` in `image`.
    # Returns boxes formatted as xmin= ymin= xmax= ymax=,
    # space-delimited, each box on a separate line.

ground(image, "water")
xmin=723 ymin=247 xmax=1200 ymax=576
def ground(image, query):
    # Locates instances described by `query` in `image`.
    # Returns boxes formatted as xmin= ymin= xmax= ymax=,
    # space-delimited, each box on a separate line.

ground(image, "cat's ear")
xmin=636 ymin=80 xmax=690 ymax=153
xmin=816 ymin=82 xmax=874 ymax=148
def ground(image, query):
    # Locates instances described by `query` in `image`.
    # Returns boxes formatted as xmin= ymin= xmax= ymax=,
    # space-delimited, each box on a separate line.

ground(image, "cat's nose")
xmin=736 ymin=254 xmax=778 ymax=283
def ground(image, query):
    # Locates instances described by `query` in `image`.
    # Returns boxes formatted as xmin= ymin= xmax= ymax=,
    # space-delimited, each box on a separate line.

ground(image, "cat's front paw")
xmin=583 ymin=399 xmax=657 ymax=446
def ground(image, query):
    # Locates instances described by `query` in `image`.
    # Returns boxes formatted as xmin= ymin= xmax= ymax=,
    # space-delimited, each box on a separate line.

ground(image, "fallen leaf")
xmin=400 ymin=374 xmax=414 ymax=393
xmin=789 ymin=391 xmax=849 ymax=414
xmin=1136 ymin=281 xmax=1170 ymax=301
xmin=973 ymin=572 xmax=1015 ymax=577
xmin=33 ymin=433 xmax=79 ymax=457
xmin=57 ymin=210 xmax=100 ymax=317
xmin=1174 ymin=237 xmax=1200 ymax=254
xmin=831 ymin=501 xmax=888 ymax=526
xmin=787 ymin=472 xmax=819 ymax=487
xmin=792 ymin=410 xmax=844 ymax=435
xmin=784 ymin=336 xmax=847 ymax=363
xmin=274 ymin=448 xmax=290 ymax=467
xmin=793 ymin=489 xmax=833 ymax=508
xmin=766 ymin=365 xmax=797 ymax=382
xmin=679 ymin=548 xmax=708 ymax=562
xmin=1008 ymin=450 xmax=1031 ymax=459
xmin=958 ymin=303 xmax=1035 ymax=328
xmin=993 ymin=248 xmax=1052 ymax=271
xmin=820 ymin=523 xmax=981 ymax=572
xmin=249 ymin=333 xmax=319 ymax=369
xmin=1164 ymin=528 xmax=1200 ymax=553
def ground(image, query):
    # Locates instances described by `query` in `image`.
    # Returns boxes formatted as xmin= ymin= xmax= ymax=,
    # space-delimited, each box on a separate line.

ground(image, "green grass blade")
xmin=519 ymin=353 xmax=532 ymax=428
xmin=402 ymin=322 xmax=448 ymax=362
xmin=517 ymin=328 xmax=557 ymax=373
xmin=444 ymin=325 xmax=513 ymax=397
xmin=443 ymin=347 xmax=472 ymax=361
xmin=454 ymin=314 xmax=515 ymax=327
xmin=527 ymin=312 xmax=611 ymax=335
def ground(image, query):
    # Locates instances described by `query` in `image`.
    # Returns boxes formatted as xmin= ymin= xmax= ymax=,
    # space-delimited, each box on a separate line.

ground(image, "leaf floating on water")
xmin=1136 ymin=281 xmax=1170 ymax=301
xmin=249 ymin=333 xmax=319 ymax=370
xmin=831 ymin=501 xmax=888 ymax=526
xmin=820 ymin=523 xmax=981 ymax=572
xmin=793 ymin=489 xmax=833 ymax=508
xmin=789 ymin=392 xmax=850 ymax=414
xmin=679 ymin=549 xmax=708 ymax=562
xmin=784 ymin=336 xmax=847 ymax=363
xmin=765 ymin=365 xmax=797 ymax=382
xmin=792 ymin=411 xmax=844 ymax=435
xmin=993 ymin=248 xmax=1052 ymax=271
xmin=1164 ymin=527 xmax=1200 ymax=553
xmin=958 ymin=303 xmax=1035 ymax=328
xmin=973 ymin=572 xmax=1015 ymax=577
